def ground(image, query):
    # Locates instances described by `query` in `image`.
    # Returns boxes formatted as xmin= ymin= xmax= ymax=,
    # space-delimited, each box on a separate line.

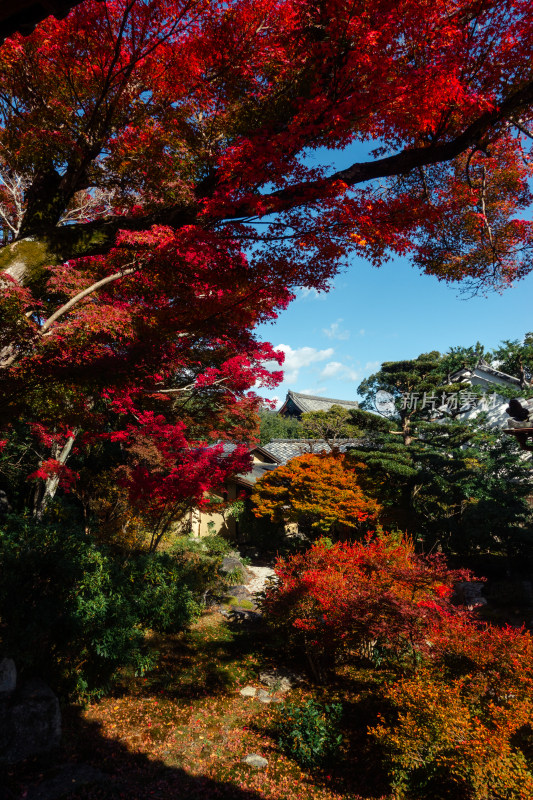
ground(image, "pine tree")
xmin=353 ymin=351 xmax=533 ymax=561
xmin=490 ymin=333 xmax=533 ymax=391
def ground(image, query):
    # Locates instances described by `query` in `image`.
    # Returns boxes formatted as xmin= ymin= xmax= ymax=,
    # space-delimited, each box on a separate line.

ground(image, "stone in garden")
xmin=229 ymin=608 xmax=262 ymax=624
xmin=241 ymin=754 xmax=268 ymax=768
xmin=452 ymin=581 xmax=487 ymax=608
xmin=259 ymin=667 xmax=303 ymax=693
xmin=0 ymin=658 xmax=16 ymax=694
xmin=0 ymin=489 xmax=11 ymax=519
xmin=220 ymin=556 xmax=246 ymax=581
xmin=0 ymin=678 xmax=61 ymax=763
xmin=227 ymin=584 xmax=253 ymax=601
xmin=239 ymin=686 xmax=257 ymax=697
xmin=255 ymin=689 xmax=271 ymax=704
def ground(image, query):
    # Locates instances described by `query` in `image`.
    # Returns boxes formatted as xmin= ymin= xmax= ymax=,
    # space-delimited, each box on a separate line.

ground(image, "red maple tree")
xmin=0 ymin=0 xmax=532 ymax=512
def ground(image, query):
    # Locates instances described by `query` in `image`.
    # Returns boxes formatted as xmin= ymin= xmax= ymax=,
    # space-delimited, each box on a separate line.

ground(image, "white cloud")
xmin=320 ymin=361 xmax=359 ymax=381
xmin=301 ymin=386 xmax=327 ymax=396
xmin=274 ymin=344 xmax=334 ymax=383
xmin=297 ymin=287 xmax=327 ymax=301
xmin=359 ymin=329 xmax=365 ymax=336
xmin=363 ymin=360 xmax=380 ymax=373
xmin=323 ymin=319 xmax=350 ymax=341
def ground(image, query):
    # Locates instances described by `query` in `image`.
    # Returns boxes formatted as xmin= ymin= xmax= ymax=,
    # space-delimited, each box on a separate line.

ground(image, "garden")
xmin=2 ymin=1 xmax=533 ymax=798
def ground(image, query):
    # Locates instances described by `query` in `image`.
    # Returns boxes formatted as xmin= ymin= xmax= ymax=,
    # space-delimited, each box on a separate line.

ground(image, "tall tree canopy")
xmin=1 ymin=0 xmax=533 ymax=515
xmin=0 ymin=0 xmax=532 ymax=292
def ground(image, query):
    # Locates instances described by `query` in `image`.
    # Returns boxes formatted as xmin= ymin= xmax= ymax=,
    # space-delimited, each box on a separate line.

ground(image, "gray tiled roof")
xmin=263 ymin=439 xmax=362 ymax=464
xmin=234 ymin=462 xmax=279 ymax=486
xmin=280 ymin=391 xmax=359 ymax=414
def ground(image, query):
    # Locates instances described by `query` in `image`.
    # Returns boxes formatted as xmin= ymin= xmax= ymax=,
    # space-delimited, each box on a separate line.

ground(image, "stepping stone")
xmin=241 ymin=754 xmax=268 ymax=768
xmin=259 ymin=667 xmax=303 ymax=693
xmin=239 ymin=686 xmax=257 ymax=697
xmin=255 ymin=688 xmax=271 ymax=704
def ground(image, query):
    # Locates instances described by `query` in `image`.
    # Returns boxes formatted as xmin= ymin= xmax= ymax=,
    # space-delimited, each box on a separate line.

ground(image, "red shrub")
xmin=261 ymin=533 xmax=472 ymax=678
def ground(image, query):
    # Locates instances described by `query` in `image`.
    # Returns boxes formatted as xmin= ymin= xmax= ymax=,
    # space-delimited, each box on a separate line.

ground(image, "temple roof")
xmin=450 ymin=359 xmax=521 ymax=389
xmin=234 ymin=462 xmax=279 ymax=487
xmin=278 ymin=390 xmax=359 ymax=417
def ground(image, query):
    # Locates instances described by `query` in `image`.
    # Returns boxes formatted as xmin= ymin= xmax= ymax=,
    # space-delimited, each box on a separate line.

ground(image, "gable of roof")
xmin=278 ymin=390 xmax=359 ymax=417
xmin=449 ymin=359 xmax=520 ymax=389
xmin=233 ymin=462 xmax=279 ymax=487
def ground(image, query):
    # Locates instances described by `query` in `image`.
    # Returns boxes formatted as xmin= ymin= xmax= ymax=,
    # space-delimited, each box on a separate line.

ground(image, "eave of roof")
xmin=263 ymin=438 xmax=363 ymax=463
xmin=233 ymin=462 xmax=279 ymax=486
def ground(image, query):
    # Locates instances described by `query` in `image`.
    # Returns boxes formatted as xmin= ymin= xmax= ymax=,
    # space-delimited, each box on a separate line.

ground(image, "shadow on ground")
xmin=2 ymin=704 xmax=275 ymax=800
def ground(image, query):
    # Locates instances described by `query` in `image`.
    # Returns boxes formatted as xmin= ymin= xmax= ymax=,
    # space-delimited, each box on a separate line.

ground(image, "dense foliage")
xmin=258 ymin=409 xmax=303 ymax=445
xmin=1 ymin=0 xmax=533 ymax=522
xmin=251 ymin=452 xmax=381 ymax=539
xmin=0 ymin=515 xmax=231 ymax=699
xmin=277 ymin=699 xmax=343 ymax=768
xmin=262 ymin=534 xmax=533 ymax=799
xmin=261 ymin=534 xmax=471 ymax=678
xmin=352 ymin=347 xmax=533 ymax=563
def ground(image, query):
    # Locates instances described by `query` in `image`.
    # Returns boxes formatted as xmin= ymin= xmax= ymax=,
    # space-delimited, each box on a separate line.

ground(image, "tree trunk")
xmin=402 ymin=417 xmax=413 ymax=446
xmin=34 ymin=431 xmax=77 ymax=519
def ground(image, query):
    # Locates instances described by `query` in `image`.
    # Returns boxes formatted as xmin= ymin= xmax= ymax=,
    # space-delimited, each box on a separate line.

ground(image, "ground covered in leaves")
xmin=6 ymin=611 xmax=389 ymax=800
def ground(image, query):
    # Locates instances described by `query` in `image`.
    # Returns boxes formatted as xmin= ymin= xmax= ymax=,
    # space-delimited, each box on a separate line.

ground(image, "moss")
xmin=225 ymin=598 xmax=255 ymax=610
xmin=0 ymin=223 xmax=116 ymax=291
xmin=0 ymin=238 xmax=57 ymax=287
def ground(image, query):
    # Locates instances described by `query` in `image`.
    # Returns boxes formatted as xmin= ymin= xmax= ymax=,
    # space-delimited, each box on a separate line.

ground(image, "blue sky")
xmin=255 ymin=255 xmax=533 ymax=407
xmin=254 ymin=141 xmax=533 ymax=407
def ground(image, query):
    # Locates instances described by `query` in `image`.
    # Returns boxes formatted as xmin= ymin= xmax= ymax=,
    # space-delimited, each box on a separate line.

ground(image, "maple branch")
xmin=34 ymin=430 xmax=78 ymax=520
xmin=144 ymin=377 xmax=229 ymax=395
xmin=478 ymin=166 xmax=495 ymax=251
xmin=513 ymin=120 xmax=533 ymax=140
xmin=252 ymin=79 xmax=533 ymax=214
xmin=39 ymin=264 xmax=137 ymax=335
xmin=2 ymin=79 xmax=533 ymax=278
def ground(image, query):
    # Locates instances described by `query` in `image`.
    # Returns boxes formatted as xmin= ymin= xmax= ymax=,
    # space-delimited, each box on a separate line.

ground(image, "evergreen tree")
xmin=490 ymin=333 xmax=533 ymax=391
xmin=258 ymin=409 xmax=303 ymax=445
xmin=300 ymin=405 xmax=361 ymax=449
xmin=357 ymin=352 xmax=469 ymax=444
xmin=410 ymin=419 xmax=531 ymax=560
xmin=353 ymin=349 xmax=533 ymax=565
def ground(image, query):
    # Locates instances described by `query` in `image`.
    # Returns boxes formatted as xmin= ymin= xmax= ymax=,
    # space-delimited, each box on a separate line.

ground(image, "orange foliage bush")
xmin=252 ymin=452 xmax=381 ymax=538
xmin=371 ymin=634 xmax=533 ymax=800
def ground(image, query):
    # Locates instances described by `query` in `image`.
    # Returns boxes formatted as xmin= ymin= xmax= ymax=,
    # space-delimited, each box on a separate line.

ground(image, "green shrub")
xmin=277 ymin=699 xmax=343 ymax=767
xmin=125 ymin=552 xmax=201 ymax=633
xmin=171 ymin=532 xmax=232 ymax=558
xmin=0 ymin=516 xmax=202 ymax=700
